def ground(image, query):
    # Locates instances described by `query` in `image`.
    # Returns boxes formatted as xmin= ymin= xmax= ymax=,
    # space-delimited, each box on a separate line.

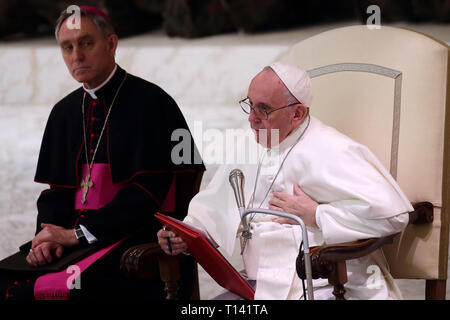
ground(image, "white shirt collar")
xmin=83 ymin=64 xmax=117 ymax=99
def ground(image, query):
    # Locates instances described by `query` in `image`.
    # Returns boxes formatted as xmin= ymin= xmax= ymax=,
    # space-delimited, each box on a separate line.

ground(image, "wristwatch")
xmin=74 ymin=225 xmax=88 ymax=245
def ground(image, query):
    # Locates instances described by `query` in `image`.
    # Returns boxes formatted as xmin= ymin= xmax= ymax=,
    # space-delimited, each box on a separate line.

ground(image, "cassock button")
xmin=90 ymin=133 xmax=98 ymax=139
xmin=89 ymin=100 xmax=99 ymax=107
xmin=90 ymin=149 xmax=94 ymax=154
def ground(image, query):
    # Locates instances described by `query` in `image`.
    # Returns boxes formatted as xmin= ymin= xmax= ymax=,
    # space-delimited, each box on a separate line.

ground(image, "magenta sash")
xmin=33 ymin=240 xmax=125 ymax=300
xmin=34 ymin=164 xmax=126 ymax=300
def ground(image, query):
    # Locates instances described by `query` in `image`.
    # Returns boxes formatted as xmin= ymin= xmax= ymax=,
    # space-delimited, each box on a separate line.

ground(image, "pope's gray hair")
xmin=54 ymin=8 xmax=115 ymax=42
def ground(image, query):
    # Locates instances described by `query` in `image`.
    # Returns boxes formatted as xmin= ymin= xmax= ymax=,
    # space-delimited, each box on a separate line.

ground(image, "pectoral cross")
xmin=80 ymin=173 xmax=94 ymax=204
xmin=240 ymin=229 xmax=252 ymax=255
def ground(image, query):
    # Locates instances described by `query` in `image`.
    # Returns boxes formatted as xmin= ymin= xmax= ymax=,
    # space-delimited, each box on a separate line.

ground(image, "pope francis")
xmin=157 ymin=61 xmax=413 ymax=300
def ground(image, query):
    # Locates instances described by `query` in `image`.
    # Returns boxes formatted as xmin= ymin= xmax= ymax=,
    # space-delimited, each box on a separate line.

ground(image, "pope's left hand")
xmin=31 ymin=223 xmax=79 ymax=249
xmin=268 ymin=183 xmax=319 ymax=228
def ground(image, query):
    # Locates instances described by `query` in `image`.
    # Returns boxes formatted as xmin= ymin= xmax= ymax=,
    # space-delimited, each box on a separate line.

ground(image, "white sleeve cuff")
xmin=315 ymin=207 xmax=322 ymax=230
xmin=79 ymin=224 xmax=98 ymax=244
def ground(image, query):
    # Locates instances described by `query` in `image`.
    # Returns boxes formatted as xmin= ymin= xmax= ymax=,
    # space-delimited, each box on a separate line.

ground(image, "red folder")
xmin=155 ymin=213 xmax=255 ymax=300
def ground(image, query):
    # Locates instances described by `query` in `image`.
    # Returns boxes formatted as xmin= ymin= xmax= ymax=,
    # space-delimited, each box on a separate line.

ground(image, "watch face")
xmin=75 ymin=228 xmax=84 ymax=239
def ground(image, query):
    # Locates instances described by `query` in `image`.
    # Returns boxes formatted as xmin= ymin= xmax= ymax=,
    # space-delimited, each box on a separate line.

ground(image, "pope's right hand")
xmin=157 ymin=229 xmax=188 ymax=255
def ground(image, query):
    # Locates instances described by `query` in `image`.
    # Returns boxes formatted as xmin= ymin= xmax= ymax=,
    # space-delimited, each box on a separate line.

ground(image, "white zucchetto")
xmin=269 ymin=61 xmax=313 ymax=107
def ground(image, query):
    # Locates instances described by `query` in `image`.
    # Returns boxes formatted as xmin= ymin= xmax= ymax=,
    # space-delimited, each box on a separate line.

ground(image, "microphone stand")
xmin=229 ymin=169 xmax=314 ymax=300
xmin=240 ymin=208 xmax=314 ymax=301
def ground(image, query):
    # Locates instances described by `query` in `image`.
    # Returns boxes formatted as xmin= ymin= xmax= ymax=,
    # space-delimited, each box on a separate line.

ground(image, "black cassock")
xmin=0 ymin=66 xmax=205 ymax=300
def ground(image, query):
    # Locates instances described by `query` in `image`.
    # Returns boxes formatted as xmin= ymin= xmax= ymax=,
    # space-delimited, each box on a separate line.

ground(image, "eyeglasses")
xmin=239 ymin=98 xmax=300 ymax=120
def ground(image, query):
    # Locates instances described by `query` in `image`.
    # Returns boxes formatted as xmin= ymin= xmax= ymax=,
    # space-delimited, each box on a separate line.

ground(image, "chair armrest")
xmin=296 ymin=201 xmax=434 ymax=280
xmin=120 ymin=243 xmax=199 ymax=300
xmin=120 ymin=243 xmax=164 ymax=280
xmin=120 ymin=243 xmax=184 ymax=281
xmin=120 ymin=243 xmax=180 ymax=299
xmin=296 ymin=233 xmax=398 ymax=280
xmin=409 ymin=201 xmax=434 ymax=224
xmin=310 ymin=233 xmax=399 ymax=262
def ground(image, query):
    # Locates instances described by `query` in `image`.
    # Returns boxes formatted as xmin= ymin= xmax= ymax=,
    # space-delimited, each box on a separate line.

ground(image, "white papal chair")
xmin=286 ymin=25 xmax=449 ymax=300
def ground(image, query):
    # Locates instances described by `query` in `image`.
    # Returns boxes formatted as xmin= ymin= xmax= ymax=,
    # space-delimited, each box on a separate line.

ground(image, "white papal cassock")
xmin=184 ymin=115 xmax=412 ymax=300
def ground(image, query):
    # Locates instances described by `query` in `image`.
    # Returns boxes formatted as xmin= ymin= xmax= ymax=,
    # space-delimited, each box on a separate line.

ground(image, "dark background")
xmin=0 ymin=0 xmax=449 ymax=41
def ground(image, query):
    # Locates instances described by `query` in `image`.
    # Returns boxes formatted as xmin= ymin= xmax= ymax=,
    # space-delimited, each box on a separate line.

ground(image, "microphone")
xmin=229 ymin=169 xmax=245 ymax=214
xmin=229 ymin=169 xmax=252 ymax=252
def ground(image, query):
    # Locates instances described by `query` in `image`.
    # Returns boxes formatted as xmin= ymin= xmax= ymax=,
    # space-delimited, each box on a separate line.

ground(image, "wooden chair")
xmin=120 ymin=171 xmax=203 ymax=300
xmin=281 ymin=25 xmax=449 ymax=299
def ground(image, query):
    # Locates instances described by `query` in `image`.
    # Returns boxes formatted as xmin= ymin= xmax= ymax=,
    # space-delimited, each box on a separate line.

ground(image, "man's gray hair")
xmin=54 ymin=8 xmax=115 ymax=42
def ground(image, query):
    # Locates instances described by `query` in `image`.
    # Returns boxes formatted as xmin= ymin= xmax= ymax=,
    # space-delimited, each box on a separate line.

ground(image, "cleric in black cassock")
xmin=0 ymin=6 xmax=204 ymax=300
